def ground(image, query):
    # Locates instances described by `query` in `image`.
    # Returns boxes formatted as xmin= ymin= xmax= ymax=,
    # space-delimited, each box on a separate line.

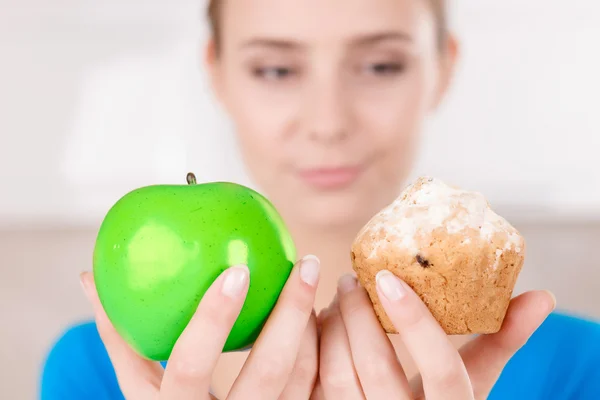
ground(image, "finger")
xmin=459 ymin=290 xmax=555 ymax=399
xmin=81 ymin=272 xmax=163 ymax=400
xmin=319 ymin=296 xmax=366 ymax=400
xmin=160 ymin=265 xmax=250 ymax=399
xmin=337 ymin=274 xmax=412 ymax=399
xmin=310 ymin=382 xmax=327 ymax=400
xmin=279 ymin=311 xmax=319 ymax=400
xmin=228 ymin=255 xmax=320 ymax=400
xmin=376 ymin=270 xmax=474 ymax=400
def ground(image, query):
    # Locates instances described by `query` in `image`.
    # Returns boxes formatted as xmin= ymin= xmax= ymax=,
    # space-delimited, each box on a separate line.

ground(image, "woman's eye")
xmin=253 ymin=67 xmax=296 ymax=81
xmin=365 ymin=62 xmax=405 ymax=76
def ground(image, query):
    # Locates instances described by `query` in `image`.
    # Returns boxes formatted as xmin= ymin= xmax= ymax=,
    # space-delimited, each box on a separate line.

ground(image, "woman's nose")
xmin=302 ymin=79 xmax=351 ymax=145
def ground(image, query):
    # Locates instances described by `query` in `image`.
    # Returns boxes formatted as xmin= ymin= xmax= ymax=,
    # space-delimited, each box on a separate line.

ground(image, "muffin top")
xmin=353 ymin=177 xmax=524 ymax=262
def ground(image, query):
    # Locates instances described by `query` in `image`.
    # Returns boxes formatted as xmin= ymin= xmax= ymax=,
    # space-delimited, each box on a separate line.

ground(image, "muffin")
xmin=351 ymin=177 xmax=525 ymax=335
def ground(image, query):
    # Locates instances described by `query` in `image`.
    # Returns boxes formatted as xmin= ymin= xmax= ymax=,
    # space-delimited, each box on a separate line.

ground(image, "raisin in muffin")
xmin=351 ymin=177 xmax=525 ymax=335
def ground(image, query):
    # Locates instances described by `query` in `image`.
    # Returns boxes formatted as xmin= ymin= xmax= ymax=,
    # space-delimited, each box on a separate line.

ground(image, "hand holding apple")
xmin=93 ymin=173 xmax=297 ymax=361
xmin=81 ymin=254 xmax=320 ymax=399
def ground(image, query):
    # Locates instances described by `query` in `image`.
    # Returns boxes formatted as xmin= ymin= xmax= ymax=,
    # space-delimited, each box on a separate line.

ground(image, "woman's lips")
xmin=297 ymin=166 xmax=363 ymax=190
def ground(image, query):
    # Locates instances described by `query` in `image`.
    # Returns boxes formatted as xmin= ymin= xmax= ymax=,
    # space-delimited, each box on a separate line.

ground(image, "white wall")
xmin=1 ymin=0 xmax=599 ymax=228
xmin=418 ymin=0 xmax=600 ymax=218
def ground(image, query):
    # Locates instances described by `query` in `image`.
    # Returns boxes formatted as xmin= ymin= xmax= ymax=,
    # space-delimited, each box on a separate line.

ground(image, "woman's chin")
xmin=264 ymin=180 xmax=391 ymax=234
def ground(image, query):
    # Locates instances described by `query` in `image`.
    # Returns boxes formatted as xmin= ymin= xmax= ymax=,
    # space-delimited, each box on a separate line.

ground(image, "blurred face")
xmin=208 ymin=0 xmax=455 ymax=229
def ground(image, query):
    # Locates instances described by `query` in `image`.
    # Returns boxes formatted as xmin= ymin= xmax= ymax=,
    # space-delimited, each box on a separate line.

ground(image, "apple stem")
xmin=186 ymin=172 xmax=197 ymax=185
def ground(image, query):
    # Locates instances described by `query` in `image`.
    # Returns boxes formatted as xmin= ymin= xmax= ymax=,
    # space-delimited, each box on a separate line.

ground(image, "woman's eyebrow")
xmin=349 ymin=30 xmax=413 ymax=46
xmin=239 ymin=38 xmax=305 ymax=51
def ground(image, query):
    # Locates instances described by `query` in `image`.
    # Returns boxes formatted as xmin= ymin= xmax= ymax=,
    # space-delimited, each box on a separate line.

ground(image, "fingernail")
xmin=234 ymin=344 xmax=254 ymax=353
xmin=338 ymin=274 xmax=357 ymax=294
xmin=80 ymin=272 xmax=91 ymax=299
xmin=376 ymin=270 xmax=406 ymax=302
xmin=545 ymin=290 xmax=557 ymax=312
xmin=222 ymin=265 xmax=249 ymax=298
xmin=299 ymin=255 xmax=320 ymax=287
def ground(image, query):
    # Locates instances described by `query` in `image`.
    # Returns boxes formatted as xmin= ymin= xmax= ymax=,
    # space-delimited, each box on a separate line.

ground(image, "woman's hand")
xmin=315 ymin=271 xmax=555 ymax=400
xmin=80 ymin=255 xmax=321 ymax=400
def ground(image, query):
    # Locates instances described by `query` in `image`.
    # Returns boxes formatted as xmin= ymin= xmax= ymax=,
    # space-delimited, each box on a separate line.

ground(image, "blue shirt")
xmin=40 ymin=311 xmax=600 ymax=399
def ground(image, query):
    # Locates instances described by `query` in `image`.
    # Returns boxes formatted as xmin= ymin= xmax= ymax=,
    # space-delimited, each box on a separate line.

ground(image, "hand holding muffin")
xmin=314 ymin=177 xmax=555 ymax=399
xmin=314 ymin=271 xmax=555 ymax=399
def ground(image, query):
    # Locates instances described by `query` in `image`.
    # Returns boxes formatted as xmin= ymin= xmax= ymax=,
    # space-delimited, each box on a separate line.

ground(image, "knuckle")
xmin=168 ymin=358 xmax=211 ymax=384
xmin=321 ymin=369 xmax=359 ymax=389
xmin=342 ymin=293 xmax=364 ymax=316
xmin=429 ymin=361 xmax=465 ymax=391
xmin=339 ymin=289 xmax=374 ymax=323
xmin=399 ymin=303 xmax=427 ymax=332
xmin=320 ymin=360 xmax=359 ymax=389
xmin=292 ymin=355 xmax=318 ymax=384
xmin=359 ymin=354 xmax=396 ymax=386
xmin=254 ymin=356 xmax=291 ymax=387
xmin=199 ymin=297 xmax=233 ymax=327
xmin=280 ymin=287 xmax=313 ymax=321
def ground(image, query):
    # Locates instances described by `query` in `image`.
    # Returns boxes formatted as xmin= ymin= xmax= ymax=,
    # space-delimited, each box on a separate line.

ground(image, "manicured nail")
xmin=222 ymin=265 xmax=249 ymax=298
xmin=338 ymin=274 xmax=357 ymax=294
xmin=80 ymin=272 xmax=91 ymax=299
xmin=376 ymin=270 xmax=406 ymax=302
xmin=299 ymin=255 xmax=320 ymax=287
xmin=234 ymin=344 xmax=254 ymax=353
xmin=545 ymin=290 xmax=557 ymax=312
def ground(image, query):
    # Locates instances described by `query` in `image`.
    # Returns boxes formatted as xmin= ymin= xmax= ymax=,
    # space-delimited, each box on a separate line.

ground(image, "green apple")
xmin=93 ymin=173 xmax=296 ymax=361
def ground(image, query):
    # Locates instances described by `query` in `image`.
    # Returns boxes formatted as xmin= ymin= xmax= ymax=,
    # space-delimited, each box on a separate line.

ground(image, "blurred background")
xmin=1 ymin=0 xmax=599 ymax=398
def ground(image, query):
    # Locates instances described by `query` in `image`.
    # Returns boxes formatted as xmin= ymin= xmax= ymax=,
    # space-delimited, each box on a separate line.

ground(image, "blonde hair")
xmin=207 ymin=0 xmax=448 ymax=52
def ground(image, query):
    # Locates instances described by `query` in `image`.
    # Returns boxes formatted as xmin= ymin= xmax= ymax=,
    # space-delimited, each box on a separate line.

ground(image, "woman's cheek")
xmin=233 ymin=80 xmax=300 ymax=135
xmin=232 ymin=104 xmax=297 ymax=189
xmin=357 ymin=84 xmax=422 ymax=144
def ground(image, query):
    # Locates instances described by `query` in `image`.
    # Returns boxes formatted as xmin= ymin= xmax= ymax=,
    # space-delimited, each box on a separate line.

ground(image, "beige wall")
xmin=1 ymin=220 xmax=599 ymax=399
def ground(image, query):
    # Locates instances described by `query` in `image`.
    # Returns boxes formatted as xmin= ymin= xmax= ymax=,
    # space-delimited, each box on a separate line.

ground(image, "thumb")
xmin=81 ymin=272 xmax=164 ymax=399
xmin=458 ymin=290 xmax=556 ymax=399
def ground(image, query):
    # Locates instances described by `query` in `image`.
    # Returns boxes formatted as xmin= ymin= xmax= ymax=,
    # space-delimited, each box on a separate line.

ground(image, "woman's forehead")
xmin=220 ymin=0 xmax=435 ymax=45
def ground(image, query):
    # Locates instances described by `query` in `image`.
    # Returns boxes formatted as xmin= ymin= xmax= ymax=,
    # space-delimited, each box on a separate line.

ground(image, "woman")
xmin=41 ymin=0 xmax=600 ymax=399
